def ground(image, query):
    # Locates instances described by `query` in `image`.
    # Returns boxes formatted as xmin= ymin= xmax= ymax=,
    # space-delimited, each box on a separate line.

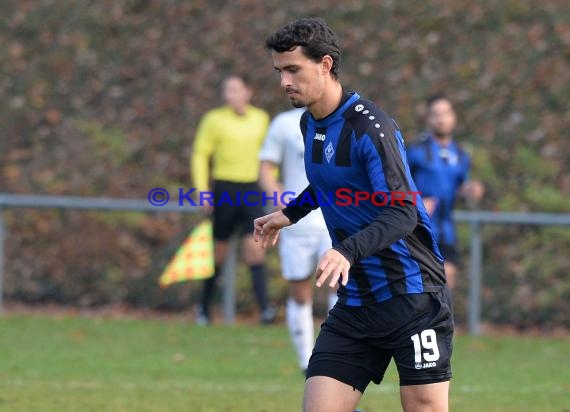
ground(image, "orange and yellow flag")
xmin=159 ymin=220 xmax=214 ymax=287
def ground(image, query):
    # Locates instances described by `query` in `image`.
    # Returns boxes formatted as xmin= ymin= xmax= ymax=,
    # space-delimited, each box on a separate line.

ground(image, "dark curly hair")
xmin=426 ymin=93 xmax=452 ymax=111
xmin=265 ymin=18 xmax=341 ymax=79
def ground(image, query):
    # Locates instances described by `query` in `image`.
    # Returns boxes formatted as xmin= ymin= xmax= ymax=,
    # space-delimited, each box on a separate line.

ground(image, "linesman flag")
xmin=159 ymin=220 xmax=214 ymax=287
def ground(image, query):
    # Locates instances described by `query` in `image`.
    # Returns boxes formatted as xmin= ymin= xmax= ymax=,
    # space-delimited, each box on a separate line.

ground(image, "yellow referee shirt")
xmin=191 ymin=105 xmax=270 ymax=192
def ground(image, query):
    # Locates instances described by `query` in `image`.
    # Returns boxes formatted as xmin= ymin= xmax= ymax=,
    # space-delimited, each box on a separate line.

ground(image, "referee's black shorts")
xmin=306 ymin=287 xmax=453 ymax=393
xmin=212 ymin=180 xmax=266 ymax=241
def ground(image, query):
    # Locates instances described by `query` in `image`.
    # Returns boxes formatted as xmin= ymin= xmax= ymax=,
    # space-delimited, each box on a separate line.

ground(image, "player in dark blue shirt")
xmin=254 ymin=18 xmax=453 ymax=412
xmin=407 ymin=95 xmax=484 ymax=289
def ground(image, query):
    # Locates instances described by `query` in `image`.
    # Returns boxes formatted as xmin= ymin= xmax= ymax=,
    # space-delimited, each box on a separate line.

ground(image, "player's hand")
xmin=422 ymin=197 xmax=437 ymax=216
xmin=201 ymin=203 xmax=213 ymax=215
xmin=315 ymin=249 xmax=351 ymax=288
xmin=198 ymin=188 xmax=213 ymax=215
xmin=463 ymin=180 xmax=485 ymax=201
xmin=253 ymin=211 xmax=292 ymax=248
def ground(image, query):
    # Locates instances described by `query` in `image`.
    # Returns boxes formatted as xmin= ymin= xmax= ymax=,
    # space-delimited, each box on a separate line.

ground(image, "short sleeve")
xmin=458 ymin=151 xmax=471 ymax=186
xmin=191 ymin=112 xmax=217 ymax=191
xmin=259 ymin=114 xmax=286 ymax=164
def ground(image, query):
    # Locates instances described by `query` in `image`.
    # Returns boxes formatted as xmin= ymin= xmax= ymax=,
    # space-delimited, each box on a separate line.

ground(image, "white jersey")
xmin=259 ymin=108 xmax=328 ymax=236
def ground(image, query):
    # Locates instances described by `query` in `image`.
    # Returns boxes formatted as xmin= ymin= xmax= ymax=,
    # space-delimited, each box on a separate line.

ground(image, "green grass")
xmin=0 ymin=314 xmax=568 ymax=412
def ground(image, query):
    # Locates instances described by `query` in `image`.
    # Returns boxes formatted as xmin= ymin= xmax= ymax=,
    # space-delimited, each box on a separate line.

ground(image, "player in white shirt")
xmin=259 ymin=108 xmax=337 ymax=373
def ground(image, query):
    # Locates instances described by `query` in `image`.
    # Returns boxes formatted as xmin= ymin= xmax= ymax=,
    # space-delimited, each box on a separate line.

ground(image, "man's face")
xmin=272 ymin=47 xmax=327 ymax=108
xmin=427 ymin=99 xmax=457 ymax=138
xmin=222 ymin=76 xmax=252 ymax=111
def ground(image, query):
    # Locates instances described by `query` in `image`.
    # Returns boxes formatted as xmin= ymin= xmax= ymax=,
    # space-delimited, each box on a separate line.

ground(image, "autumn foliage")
xmin=1 ymin=0 xmax=569 ymax=328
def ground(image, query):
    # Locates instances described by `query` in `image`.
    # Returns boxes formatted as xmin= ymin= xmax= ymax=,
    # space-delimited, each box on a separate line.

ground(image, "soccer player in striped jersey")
xmin=254 ymin=18 xmax=453 ymax=412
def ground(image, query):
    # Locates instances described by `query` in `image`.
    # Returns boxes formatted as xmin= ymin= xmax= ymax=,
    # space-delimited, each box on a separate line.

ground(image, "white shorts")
xmin=278 ymin=231 xmax=332 ymax=281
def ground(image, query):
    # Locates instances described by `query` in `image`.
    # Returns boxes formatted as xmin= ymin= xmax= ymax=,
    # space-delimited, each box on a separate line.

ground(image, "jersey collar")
xmin=310 ymin=91 xmax=360 ymax=126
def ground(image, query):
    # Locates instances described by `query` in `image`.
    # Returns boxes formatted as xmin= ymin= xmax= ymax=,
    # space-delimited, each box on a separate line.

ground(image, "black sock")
xmin=200 ymin=264 xmax=221 ymax=317
xmin=250 ymin=264 xmax=269 ymax=311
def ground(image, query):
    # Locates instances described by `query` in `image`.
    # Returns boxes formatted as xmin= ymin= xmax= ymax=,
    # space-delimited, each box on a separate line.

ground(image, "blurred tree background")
xmin=1 ymin=0 xmax=569 ymax=328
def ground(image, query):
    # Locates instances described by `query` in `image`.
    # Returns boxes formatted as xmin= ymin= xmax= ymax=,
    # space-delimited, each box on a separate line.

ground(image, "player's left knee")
xmin=402 ymin=398 xmax=448 ymax=412
xmin=243 ymin=248 xmax=265 ymax=265
xmin=401 ymin=382 xmax=449 ymax=412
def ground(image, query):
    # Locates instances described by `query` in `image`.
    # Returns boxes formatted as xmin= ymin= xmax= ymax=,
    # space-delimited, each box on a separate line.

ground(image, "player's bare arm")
xmin=259 ymin=161 xmax=286 ymax=210
xmin=422 ymin=196 xmax=437 ymax=216
xmin=460 ymin=180 xmax=485 ymax=201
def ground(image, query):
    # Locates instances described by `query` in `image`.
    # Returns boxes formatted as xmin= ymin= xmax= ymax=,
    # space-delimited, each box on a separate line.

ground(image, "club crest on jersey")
xmin=314 ymin=132 xmax=326 ymax=141
xmin=325 ymin=141 xmax=334 ymax=163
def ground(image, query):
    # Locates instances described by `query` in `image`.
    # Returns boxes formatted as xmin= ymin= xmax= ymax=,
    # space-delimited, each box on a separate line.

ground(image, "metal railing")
xmin=0 ymin=193 xmax=239 ymax=325
xmin=453 ymin=210 xmax=570 ymax=334
xmin=1 ymin=193 xmax=569 ymax=334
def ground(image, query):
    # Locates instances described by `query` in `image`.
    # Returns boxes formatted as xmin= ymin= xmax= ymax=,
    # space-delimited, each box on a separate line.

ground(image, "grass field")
xmin=0 ymin=313 xmax=568 ymax=412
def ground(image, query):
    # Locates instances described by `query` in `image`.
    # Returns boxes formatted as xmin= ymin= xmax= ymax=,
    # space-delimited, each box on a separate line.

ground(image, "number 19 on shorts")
xmin=411 ymin=329 xmax=440 ymax=369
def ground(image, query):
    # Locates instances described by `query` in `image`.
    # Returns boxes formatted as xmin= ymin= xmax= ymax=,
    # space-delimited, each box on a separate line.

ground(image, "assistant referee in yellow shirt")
xmin=191 ymin=74 xmax=276 ymax=325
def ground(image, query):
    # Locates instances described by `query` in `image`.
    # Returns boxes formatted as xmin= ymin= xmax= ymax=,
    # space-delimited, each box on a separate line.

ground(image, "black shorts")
xmin=212 ymin=180 xmax=266 ymax=241
xmin=306 ymin=287 xmax=453 ymax=393
xmin=439 ymin=243 xmax=459 ymax=265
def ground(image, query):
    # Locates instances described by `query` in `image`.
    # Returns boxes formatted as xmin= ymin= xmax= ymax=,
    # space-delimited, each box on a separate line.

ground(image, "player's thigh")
xmin=288 ymin=278 xmax=313 ymax=304
xmin=392 ymin=289 xmax=453 ymax=387
xmin=316 ymin=231 xmax=332 ymax=258
xmin=213 ymin=239 xmax=231 ymax=264
xmin=278 ymin=234 xmax=319 ymax=281
xmin=237 ymin=190 xmax=266 ymax=264
xmin=303 ymin=376 xmax=362 ymax=412
xmin=241 ymin=233 xmax=265 ymax=265
xmin=307 ymin=304 xmax=392 ymax=394
xmin=240 ymin=184 xmax=267 ymax=235
xmin=400 ymin=381 xmax=449 ymax=412
xmin=212 ymin=207 xmax=238 ymax=241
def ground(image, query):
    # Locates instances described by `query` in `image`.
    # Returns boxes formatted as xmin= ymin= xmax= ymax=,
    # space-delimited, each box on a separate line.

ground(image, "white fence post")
xmin=468 ymin=219 xmax=483 ymax=335
xmin=0 ymin=209 xmax=4 ymax=313
xmin=222 ymin=236 xmax=239 ymax=325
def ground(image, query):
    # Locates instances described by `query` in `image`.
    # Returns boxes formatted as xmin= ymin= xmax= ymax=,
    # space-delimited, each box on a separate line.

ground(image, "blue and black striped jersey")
xmin=283 ymin=91 xmax=446 ymax=306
